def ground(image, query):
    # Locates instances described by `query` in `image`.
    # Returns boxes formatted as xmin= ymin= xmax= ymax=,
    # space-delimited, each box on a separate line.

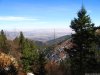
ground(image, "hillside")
xmin=46 ymin=35 xmax=71 ymax=46
xmin=46 ymin=38 xmax=74 ymax=62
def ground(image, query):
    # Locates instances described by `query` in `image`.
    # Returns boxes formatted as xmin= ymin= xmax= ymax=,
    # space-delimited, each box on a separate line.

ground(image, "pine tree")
xmin=0 ymin=30 xmax=7 ymax=47
xmin=21 ymin=39 xmax=39 ymax=72
xmin=68 ymin=6 xmax=97 ymax=75
xmin=0 ymin=30 xmax=9 ymax=54
xmin=1 ymin=30 xmax=7 ymax=40
xmin=19 ymin=32 xmax=25 ymax=52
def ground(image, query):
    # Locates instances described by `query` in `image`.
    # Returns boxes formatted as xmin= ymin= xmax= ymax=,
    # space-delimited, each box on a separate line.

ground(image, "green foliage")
xmin=1 ymin=30 xmax=7 ymax=41
xmin=69 ymin=6 xmax=97 ymax=75
xmin=31 ymin=49 xmax=47 ymax=75
xmin=18 ymin=31 xmax=47 ymax=74
xmin=21 ymin=39 xmax=39 ymax=72
xmin=19 ymin=32 xmax=25 ymax=52
xmin=60 ymin=58 xmax=71 ymax=75
xmin=38 ymin=51 xmax=46 ymax=75
xmin=0 ymin=30 xmax=10 ymax=54
xmin=47 ymin=35 xmax=71 ymax=46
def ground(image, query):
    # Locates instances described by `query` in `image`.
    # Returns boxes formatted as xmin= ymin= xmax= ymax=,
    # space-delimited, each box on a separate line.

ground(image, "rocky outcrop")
xmin=47 ymin=38 xmax=74 ymax=63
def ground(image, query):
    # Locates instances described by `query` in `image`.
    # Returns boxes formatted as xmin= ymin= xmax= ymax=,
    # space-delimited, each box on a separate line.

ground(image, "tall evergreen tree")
xmin=68 ymin=6 xmax=97 ymax=75
xmin=1 ymin=30 xmax=7 ymax=40
xmin=0 ymin=30 xmax=7 ymax=47
xmin=0 ymin=30 xmax=9 ymax=53
xmin=21 ymin=39 xmax=39 ymax=72
xmin=19 ymin=32 xmax=25 ymax=52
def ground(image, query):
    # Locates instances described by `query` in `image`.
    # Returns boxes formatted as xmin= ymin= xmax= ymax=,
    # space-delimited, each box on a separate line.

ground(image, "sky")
xmin=0 ymin=0 xmax=100 ymax=31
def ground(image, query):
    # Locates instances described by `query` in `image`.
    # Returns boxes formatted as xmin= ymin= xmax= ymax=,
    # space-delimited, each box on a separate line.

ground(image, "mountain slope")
xmin=46 ymin=38 xmax=74 ymax=63
xmin=46 ymin=35 xmax=71 ymax=46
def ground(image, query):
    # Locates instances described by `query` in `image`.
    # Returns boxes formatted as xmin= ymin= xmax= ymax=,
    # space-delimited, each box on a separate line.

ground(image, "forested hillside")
xmin=46 ymin=35 xmax=71 ymax=46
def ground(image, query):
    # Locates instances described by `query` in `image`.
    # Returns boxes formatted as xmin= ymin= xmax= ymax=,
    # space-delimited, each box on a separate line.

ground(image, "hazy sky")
xmin=0 ymin=0 xmax=100 ymax=31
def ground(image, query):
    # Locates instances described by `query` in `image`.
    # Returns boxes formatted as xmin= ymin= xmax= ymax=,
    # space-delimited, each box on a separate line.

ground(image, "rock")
xmin=27 ymin=72 xmax=34 ymax=75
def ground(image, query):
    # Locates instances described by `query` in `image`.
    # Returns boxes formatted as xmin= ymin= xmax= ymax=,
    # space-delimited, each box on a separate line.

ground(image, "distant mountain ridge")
xmin=46 ymin=35 xmax=71 ymax=46
xmin=5 ymin=30 xmax=70 ymax=42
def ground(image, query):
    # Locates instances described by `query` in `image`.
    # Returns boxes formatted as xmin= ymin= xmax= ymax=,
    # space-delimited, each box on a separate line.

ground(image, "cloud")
xmin=0 ymin=16 xmax=38 ymax=21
